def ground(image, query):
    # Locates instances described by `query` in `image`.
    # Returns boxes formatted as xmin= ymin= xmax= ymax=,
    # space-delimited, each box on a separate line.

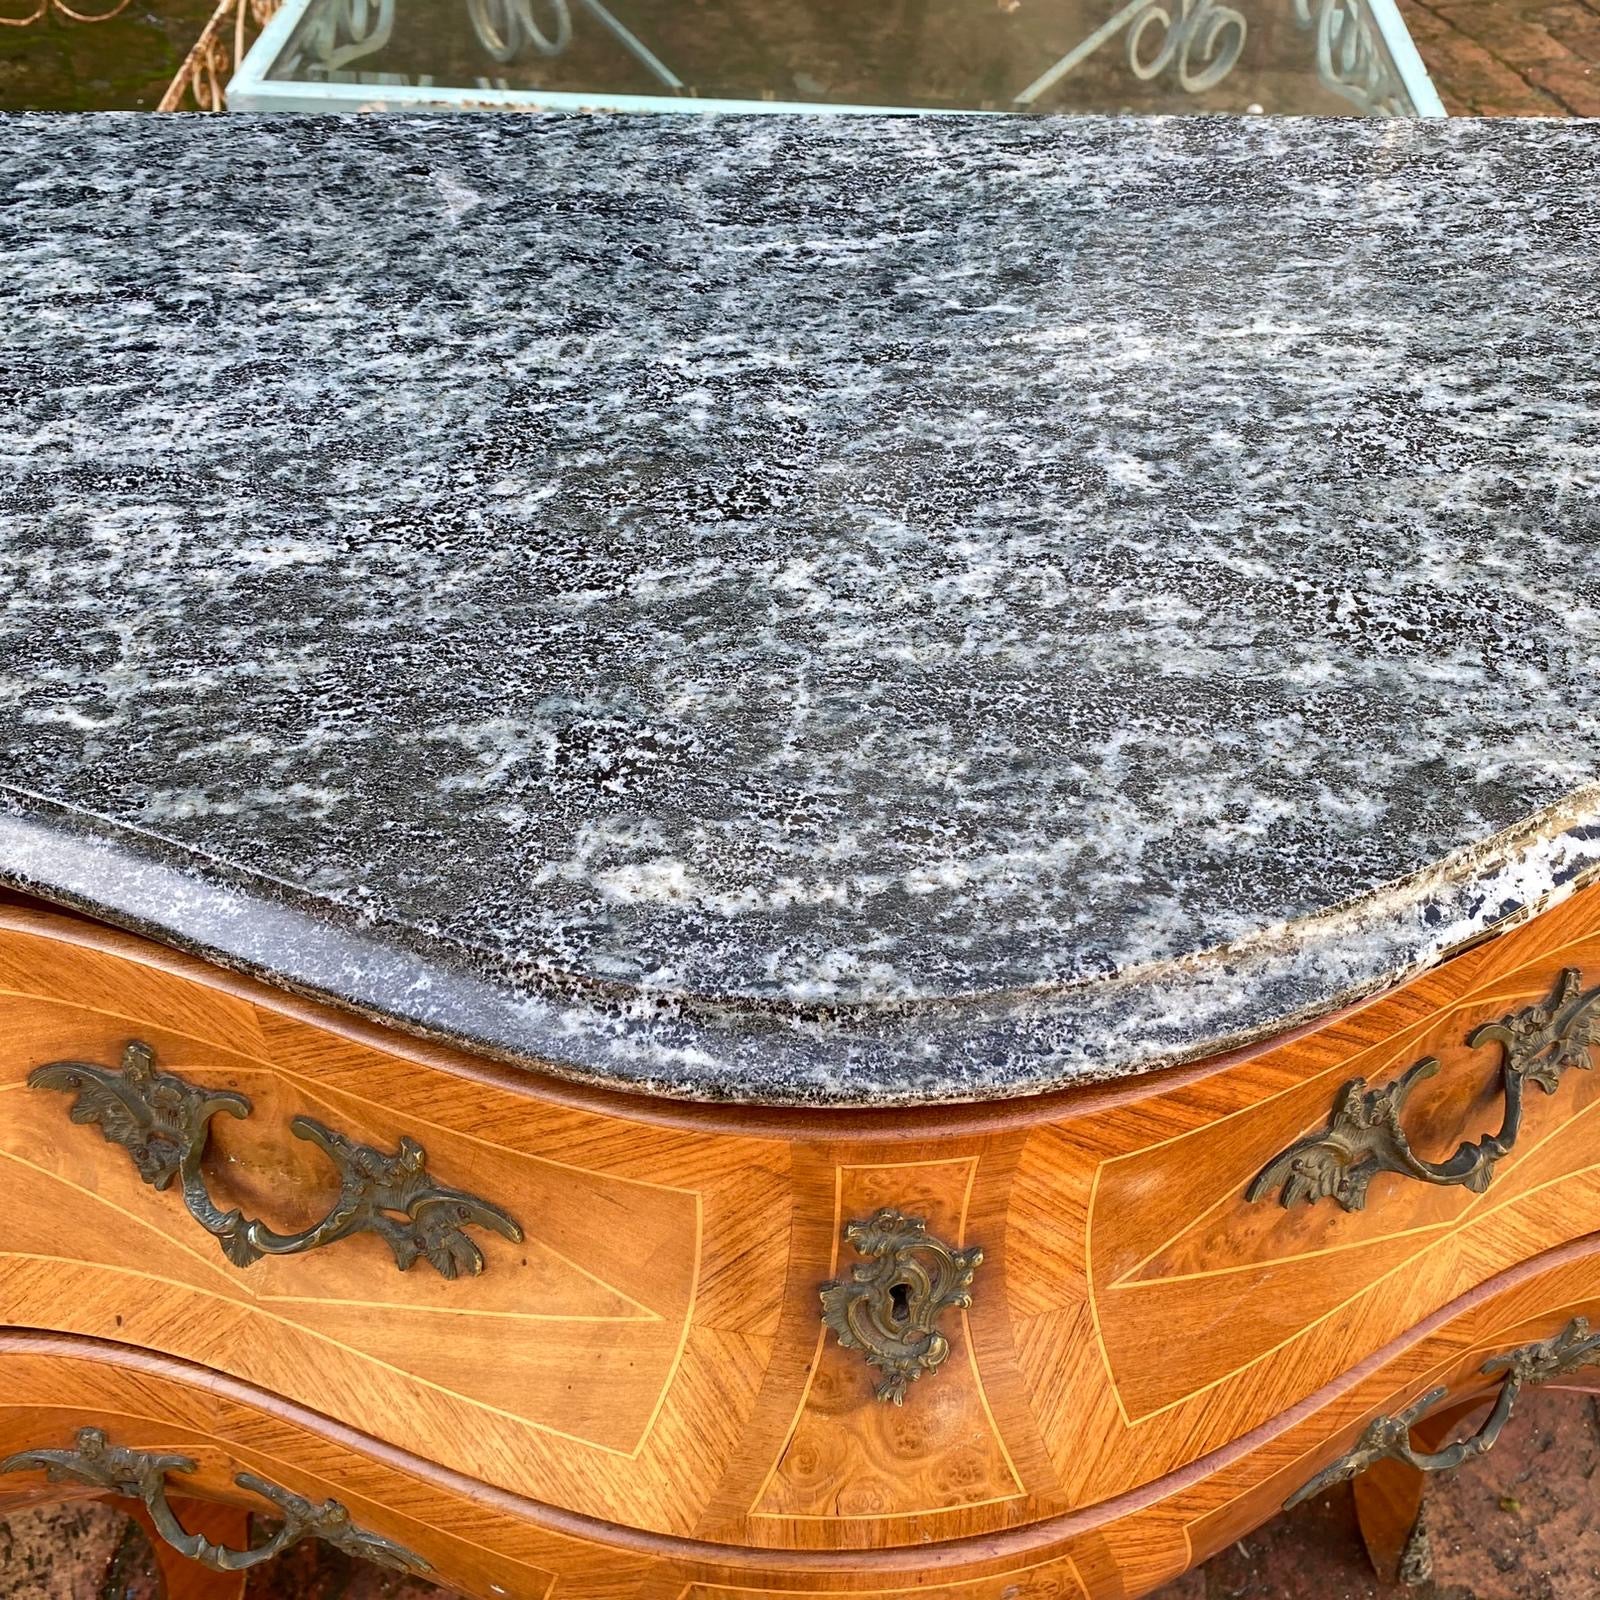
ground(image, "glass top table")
xmin=229 ymin=0 xmax=1444 ymax=115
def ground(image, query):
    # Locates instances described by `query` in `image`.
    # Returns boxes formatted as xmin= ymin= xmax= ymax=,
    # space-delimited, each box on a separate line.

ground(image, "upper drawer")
xmin=1041 ymin=884 xmax=1600 ymax=1506
xmin=2 ymin=882 xmax=1599 ymax=1550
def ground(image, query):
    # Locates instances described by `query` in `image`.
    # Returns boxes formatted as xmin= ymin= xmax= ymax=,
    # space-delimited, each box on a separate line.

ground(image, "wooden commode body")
xmin=5 ymin=884 xmax=1600 ymax=1596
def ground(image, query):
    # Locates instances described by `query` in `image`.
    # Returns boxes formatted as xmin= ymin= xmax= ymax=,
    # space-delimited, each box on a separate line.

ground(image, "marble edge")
xmin=1 ymin=784 xmax=1599 ymax=1106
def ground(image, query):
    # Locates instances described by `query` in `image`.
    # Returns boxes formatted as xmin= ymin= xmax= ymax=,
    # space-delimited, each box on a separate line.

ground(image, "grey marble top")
xmin=2 ymin=113 xmax=1598 ymax=1107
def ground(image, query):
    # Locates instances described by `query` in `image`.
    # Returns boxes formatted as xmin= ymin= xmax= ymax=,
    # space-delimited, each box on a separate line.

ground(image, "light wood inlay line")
xmin=0 ymin=1144 xmax=250 ymax=1287
xmin=0 ymin=1147 xmax=661 ymax=1323
xmin=632 ymin=1190 xmax=705 ymax=1459
xmin=1081 ymin=1162 xmax=1131 ymax=1430
xmin=958 ymin=1155 xmax=1025 ymax=1497
xmin=0 ymin=1249 xmax=668 ymax=1458
xmin=276 ymin=1077 xmax=674 ymax=1322
xmin=0 ymin=985 xmax=275 ymax=1063
xmin=1104 ymin=1154 xmax=1600 ymax=1426
xmin=1120 ymin=1094 xmax=1600 ymax=1292
xmin=260 ymin=1058 xmax=704 ymax=1197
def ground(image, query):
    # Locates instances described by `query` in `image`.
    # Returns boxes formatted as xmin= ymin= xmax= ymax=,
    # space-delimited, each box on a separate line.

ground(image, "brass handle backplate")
xmin=2 ymin=1426 xmax=429 ymax=1574
xmin=1286 ymin=1316 xmax=1600 ymax=1508
xmin=1249 ymin=967 xmax=1599 ymax=1213
xmin=31 ymin=1040 xmax=523 ymax=1277
xmin=819 ymin=1208 xmax=982 ymax=1404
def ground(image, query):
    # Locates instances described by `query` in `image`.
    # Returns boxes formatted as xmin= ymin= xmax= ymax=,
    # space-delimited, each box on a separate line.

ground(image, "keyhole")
xmin=889 ymin=1282 xmax=912 ymax=1325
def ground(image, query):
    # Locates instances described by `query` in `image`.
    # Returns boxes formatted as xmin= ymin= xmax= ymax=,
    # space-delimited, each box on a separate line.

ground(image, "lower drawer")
xmin=8 ymin=1235 xmax=1600 ymax=1600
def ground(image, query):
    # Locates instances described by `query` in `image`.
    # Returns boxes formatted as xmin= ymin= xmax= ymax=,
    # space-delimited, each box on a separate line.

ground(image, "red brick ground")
xmin=1398 ymin=0 xmax=1600 ymax=112
xmin=6 ymin=1387 xmax=1600 ymax=1598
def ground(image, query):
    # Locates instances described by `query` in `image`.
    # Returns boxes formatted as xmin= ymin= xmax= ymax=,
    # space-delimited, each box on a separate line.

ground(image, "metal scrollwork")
xmin=1012 ymin=0 xmax=1246 ymax=109
xmin=1249 ymin=968 xmax=1600 ymax=1213
xmin=1126 ymin=0 xmax=1247 ymax=93
xmin=819 ymin=1208 xmax=982 ymax=1404
xmin=0 ymin=0 xmax=133 ymax=30
xmin=30 ymin=1040 xmax=523 ymax=1278
xmin=2 ymin=1427 xmax=429 ymax=1574
xmin=1293 ymin=0 xmax=1411 ymax=114
xmin=158 ymin=0 xmax=284 ymax=111
xmin=1287 ymin=1317 xmax=1600 ymax=1508
xmin=467 ymin=0 xmax=571 ymax=62
xmin=299 ymin=0 xmax=395 ymax=71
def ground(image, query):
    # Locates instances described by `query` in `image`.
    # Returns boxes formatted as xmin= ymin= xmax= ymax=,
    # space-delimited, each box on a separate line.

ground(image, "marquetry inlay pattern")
xmin=6 ymin=882 xmax=1600 ymax=1597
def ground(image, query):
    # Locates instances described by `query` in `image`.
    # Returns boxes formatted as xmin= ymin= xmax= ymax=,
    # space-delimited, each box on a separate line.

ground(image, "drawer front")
xmin=1032 ymin=880 xmax=1600 ymax=1505
xmin=2 ymin=881 xmax=1600 ymax=1552
xmin=0 ymin=1332 xmax=567 ymax=1600
xmin=8 ymin=1241 xmax=1600 ymax=1600
xmin=0 ymin=912 xmax=787 ymax=1539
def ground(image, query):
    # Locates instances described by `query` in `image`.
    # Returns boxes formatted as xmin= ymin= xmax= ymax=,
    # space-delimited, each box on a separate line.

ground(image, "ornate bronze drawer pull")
xmin=30 ymin=1040 xmax=523 ymax=1277
xmin=2 ymin=1426 xmax=429 ymax=1574
xmin=1286 ymin=1316 xmax=1600 ymax=1509
xmin=1250 ymin=967 xmax=1600 ymax=1213
xmin=820 ymin=1208 xmax=982 ymax=1404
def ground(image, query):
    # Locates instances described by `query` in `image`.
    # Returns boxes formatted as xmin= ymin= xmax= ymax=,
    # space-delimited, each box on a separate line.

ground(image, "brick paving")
xmin=1398 ymin=0 xmax=1600 ymax=113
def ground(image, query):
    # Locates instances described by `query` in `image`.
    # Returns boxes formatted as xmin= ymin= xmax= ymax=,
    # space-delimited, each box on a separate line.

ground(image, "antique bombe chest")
xmin=1 ymin=112 xmax=1599 ymax=1600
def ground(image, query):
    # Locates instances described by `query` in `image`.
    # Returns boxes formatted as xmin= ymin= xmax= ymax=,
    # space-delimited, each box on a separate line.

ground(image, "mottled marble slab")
xmin=1 ymin=113 xmax=1598 ymax=1105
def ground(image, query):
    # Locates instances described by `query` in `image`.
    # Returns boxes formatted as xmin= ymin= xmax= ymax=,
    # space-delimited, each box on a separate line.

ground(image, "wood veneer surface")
xmin=2 ymin=887 xmax=1600 ymax=1557
xmin=8 ymin=1237 xmax=1600 ymax=1600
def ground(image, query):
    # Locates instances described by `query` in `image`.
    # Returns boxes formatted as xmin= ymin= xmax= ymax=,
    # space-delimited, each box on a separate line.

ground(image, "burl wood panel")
xmin=8 ymin=1237 xmax=1600 ymax=1600
xmin=1 ymin=882 xmax=1599 ymax=1553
